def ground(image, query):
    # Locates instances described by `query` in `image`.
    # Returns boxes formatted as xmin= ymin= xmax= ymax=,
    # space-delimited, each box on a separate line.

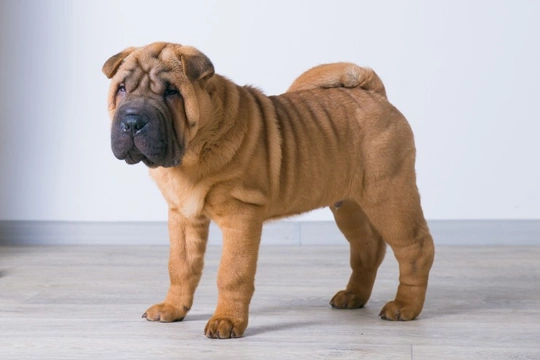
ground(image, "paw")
xmin=379 ymin=300 xmax=419 ymax=321
xmin=142 ymin=302 xmax=187 ymax=322
xmin=204 ymin=316 xmax=246 ymax=339
xmin=330 ymin=290 xmax=366 ymax=309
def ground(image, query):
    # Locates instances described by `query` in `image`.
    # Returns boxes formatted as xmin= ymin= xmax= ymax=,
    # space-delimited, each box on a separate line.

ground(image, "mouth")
xmin=119 ymin=148 xmax=180 ymax=168
xmin=141 ymin=158 xmax=181 ymax=168
xmin=119 ymin=145 xmax=181 ymax=168
xmin=124 ymin=148 xmax=146 ymax=165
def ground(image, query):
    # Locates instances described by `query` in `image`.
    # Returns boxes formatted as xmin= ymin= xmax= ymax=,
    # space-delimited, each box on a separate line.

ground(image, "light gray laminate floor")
xmin=1 ymin=245 xmax=539 ymax=359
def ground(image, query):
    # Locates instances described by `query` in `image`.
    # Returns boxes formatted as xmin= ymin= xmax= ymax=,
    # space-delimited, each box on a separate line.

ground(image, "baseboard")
xmin=0 ymin=220 xmax=539 ymax=246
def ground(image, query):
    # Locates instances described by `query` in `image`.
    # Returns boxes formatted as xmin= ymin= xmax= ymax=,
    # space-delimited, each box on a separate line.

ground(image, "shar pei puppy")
xmin=102 ymin=42 xmax=435 ymax=339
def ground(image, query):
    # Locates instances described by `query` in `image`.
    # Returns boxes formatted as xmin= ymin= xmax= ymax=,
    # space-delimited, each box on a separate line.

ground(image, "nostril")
xmin=121 ymin=115 xmax=147 ymax=134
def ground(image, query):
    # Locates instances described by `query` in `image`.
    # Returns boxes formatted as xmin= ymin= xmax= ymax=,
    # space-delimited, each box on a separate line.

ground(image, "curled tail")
xmin=287 ymin=62 xmax=387 ymax=99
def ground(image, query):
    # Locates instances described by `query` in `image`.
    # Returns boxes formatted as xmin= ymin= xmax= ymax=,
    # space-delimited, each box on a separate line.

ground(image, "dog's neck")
xmin=180 ymin=75 xmax=270 ymax=177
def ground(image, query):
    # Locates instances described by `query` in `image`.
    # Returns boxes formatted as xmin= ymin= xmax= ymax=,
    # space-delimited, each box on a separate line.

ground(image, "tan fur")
xmin=287 ymin=62 xmax=387 ymax=99
xmin=103 ymin=42 xmax=435 ymax=339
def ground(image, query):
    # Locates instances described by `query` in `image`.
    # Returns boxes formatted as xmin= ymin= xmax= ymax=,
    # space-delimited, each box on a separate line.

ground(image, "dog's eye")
xmin=117 ymin=84 xmax=126 ymax=93
xmin=164 ymin=88 xmax=179 ymax=97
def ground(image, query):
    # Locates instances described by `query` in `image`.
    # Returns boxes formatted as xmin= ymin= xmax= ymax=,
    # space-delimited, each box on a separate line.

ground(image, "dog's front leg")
xmin=143 ymin=209 xmax=209 ymax=322
xmin=204 ymin=210 xmax=263 ymax=339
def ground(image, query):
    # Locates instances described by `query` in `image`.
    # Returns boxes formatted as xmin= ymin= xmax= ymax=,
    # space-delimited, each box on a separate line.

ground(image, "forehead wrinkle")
xmin=125 ymin=73 xmax=141 ymax=92
xmin=135 ymin=55 xmax=150 ymax=75
xmin=139 ymin=42 xmax=168 ymax=70
xmin=160 ymin=46 xmax=184 ymax=72
xmin=149 ymin=51 xmax=180 ymax=92
xmin=148 ymin=63 xmax=175 ymax=93
xmin=122 ymin=44 xmax=182 ymax=93
xmin=149 ymin=72 xmax=166 ymax=93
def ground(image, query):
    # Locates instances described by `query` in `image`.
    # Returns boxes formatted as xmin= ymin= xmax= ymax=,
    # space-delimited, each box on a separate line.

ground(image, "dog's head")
xmin=102 ymin=42 xmax=214 ymax=168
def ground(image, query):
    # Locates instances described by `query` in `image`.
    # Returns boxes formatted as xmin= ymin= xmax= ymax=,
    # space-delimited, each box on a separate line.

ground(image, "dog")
xmin=103 ymin=42 xmax=435 ymax=339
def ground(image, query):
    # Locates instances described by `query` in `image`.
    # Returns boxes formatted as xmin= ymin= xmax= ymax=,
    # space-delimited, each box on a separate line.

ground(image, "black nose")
xmin=120 ymin=115 xmax=148 ymax=135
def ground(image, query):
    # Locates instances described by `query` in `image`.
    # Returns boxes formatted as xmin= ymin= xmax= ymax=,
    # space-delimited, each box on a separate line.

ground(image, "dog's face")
xmin=102 ymin=42 xmax=214 ymax=168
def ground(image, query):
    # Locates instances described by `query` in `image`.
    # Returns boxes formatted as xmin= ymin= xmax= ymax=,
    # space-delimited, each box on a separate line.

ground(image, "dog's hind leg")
xmin=358 ymin=168 xmax=435 ymax=321
xmin=329 ymin=200 xmax=386 ymax=309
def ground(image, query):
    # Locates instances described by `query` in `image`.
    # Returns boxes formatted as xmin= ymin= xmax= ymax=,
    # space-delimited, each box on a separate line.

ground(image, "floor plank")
xmin=1 ymin=245 xmax=539 ymax=359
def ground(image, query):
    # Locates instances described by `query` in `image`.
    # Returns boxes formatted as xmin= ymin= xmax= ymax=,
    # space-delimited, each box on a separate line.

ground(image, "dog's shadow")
xmin=0 ymin=269 xmax=9 ymax=278
xmin=243 ymin=300 xmax=377 ymax=336
xmin=183 ymin=313 xmax=214 ymax=322
xmin=247 ymin=320 xmax=320 ymax=337
xmin=174 ymin=311 xmax=317 ymax=337
xmin=417 ymin=281 xmax=539 ymax=321
xmin=179 ymin=280 xmax=528 ymax=335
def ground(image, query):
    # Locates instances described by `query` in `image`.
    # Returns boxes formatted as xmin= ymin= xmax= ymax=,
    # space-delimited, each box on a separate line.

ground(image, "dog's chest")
xmin=178 ymin=184 xmax=207 ymax=219
xmin=150 ymin=169 xmax=208 ymax=219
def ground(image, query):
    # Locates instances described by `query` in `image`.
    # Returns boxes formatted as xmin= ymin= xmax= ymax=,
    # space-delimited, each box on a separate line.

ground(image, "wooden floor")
xmin=1 ymin=245 xmax=539 ymax=359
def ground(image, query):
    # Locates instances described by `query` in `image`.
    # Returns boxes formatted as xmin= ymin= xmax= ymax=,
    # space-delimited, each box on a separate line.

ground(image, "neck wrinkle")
xmin=185 ymin=75 xmax=252 ymax=177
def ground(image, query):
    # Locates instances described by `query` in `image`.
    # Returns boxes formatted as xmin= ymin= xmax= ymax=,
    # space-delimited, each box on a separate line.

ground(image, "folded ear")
xmin=102 ymin=47 xmax=136 ymax=79
xmin=178 ymin=46 xmax=215 ymax=82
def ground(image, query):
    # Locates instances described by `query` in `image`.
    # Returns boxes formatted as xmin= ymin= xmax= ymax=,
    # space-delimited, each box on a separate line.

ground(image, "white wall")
xmin=1 ymin=0 xmax=539 ymax=222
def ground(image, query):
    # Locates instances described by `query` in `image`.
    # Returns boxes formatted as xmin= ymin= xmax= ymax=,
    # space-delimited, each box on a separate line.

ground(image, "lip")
xmin=142 ymin=158 xmax=157 ymax=168
xmin=142 ymin=157 xmax=181 ymax=168
xmin=124 ymin=149 xmax=146 ymax=165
